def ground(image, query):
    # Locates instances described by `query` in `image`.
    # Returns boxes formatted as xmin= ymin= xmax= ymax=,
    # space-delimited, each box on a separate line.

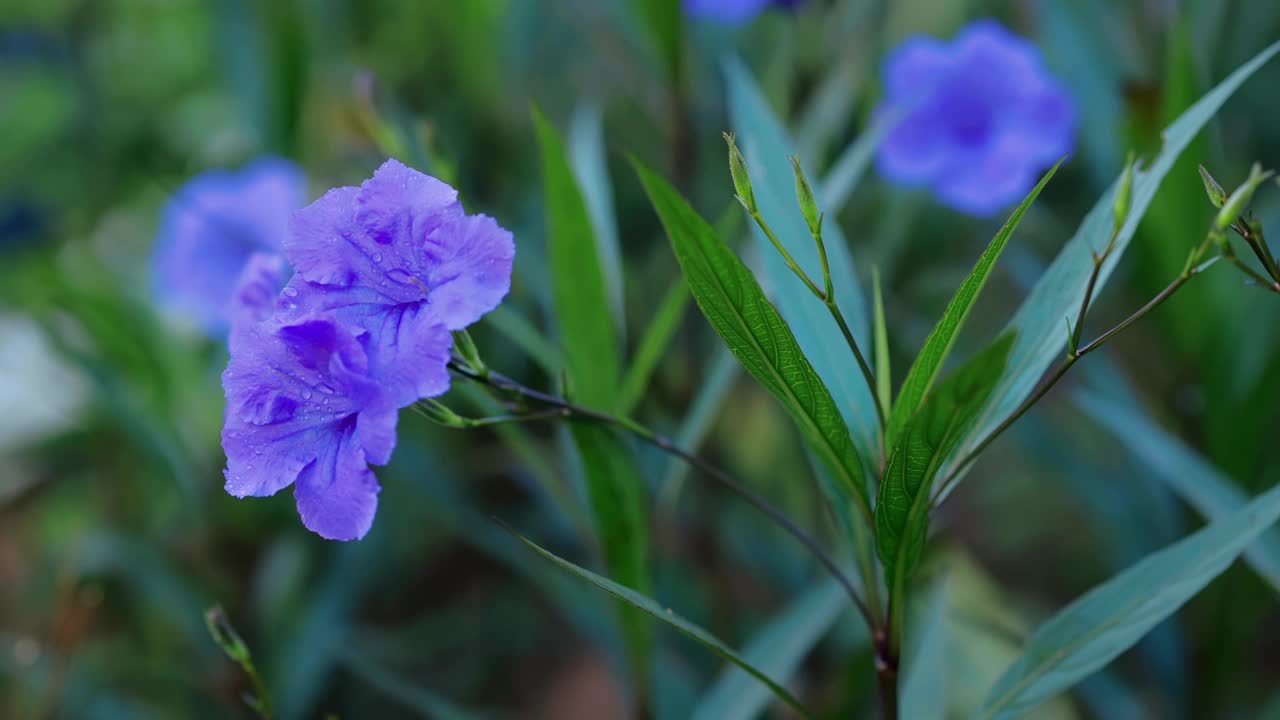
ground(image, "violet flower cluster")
xmin=875 ymin=19 xmax=1076 ymax=216
xmin=158 ymin=159 xmax=514 ymax=540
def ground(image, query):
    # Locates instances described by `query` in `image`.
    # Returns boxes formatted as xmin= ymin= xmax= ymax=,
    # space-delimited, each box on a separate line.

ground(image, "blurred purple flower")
xmin=280 ymin=159 xmax=514 ymax=406
xmin=222 ymin=313 xmax=396 ymax=540
xmin=152 ymin=157 xmax=304 ymax=334
xmin=875 ymin=20 xmax=1075 ymax=216
xmin=684 ymin=0 xmax=802 ymax=24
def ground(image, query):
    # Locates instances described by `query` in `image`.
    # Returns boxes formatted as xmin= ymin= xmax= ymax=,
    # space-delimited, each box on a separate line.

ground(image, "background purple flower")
xmin=152 ymin=157 xmax=304 ymax=334
xmin=222 ymin=313 xmax=396 ymax=541
xmin=875 ymin=19 xmax=1076 ymax=216
xmin=684 ymin=0 xmax=802 ymax=24
xmin=281 ymin=159 xmax=514 ymax=406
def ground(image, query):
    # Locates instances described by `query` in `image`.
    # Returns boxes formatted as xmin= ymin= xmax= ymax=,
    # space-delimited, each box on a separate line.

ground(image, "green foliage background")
xmin=2 ymin=0 xmax=1280 ymax=717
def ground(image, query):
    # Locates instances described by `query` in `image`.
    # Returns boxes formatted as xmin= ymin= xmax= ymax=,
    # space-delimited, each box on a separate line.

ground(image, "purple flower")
xmin=152 ymin=157 xmax=305 ymax=334
xmin=684 ymin=0 xmax=802 ymax=24
xmin=219 ymin=159 xmax=515 ymax=540
xmin=875 ymin=20 xmax=1075 ymax=216
xmin=280 ymin=159 xmax=514 ymax=406
xmin=222 ymin=311 xmax=396 ymax=541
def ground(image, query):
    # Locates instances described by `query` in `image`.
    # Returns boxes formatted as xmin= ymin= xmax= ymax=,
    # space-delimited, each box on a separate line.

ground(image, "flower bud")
xmin=789 ymin=156 xmax=823 ymax=238
xmin=1198 ymin=165 xmax=1227 ymax=209
xmin=418 ymin=399 xmax=472 ymax=429
xmin=451 ymin=329 xmax=486 ymax=375
xmin=1216 ymin=163 xmax=1274 ymax=232
xmin=724 ymin=132 xmax=758 ymax=214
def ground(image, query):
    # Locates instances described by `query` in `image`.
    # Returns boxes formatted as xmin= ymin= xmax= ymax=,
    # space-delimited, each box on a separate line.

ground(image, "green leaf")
xmin=618 ymin=279 xmax=690 ymax=416
xmin=658 ymin=348 xmax=739 ymax=508
xmin=569 ymin=423 xmax=653 ymax=684
xmin=569 ymin=102 xmax=626 ymax=335
xmin=939 ymin=39 xmax=1280 ymax=495
xmin=974 ymin=481 xmax=1280 ymax=720
xmin=1074 ymin=388 xmax=1280 ymax=593
xmin=507 ymin=525 xmax=814 ymax=720
xmin=886 ymin=163 xmax=1061 ymax=446
xmin=725 ymin=57 xmax=879 ymax=460
xmin=691 ymin=578 xmax=854 ymax=720
xmin=872 ymin=267 xmax=891 ymax=419
xmin=634 ymin=161 xmax=871 ymax=517
xmin=877 ymin=336 xmax=1015 ymax=595
xmin=900 ymin=576 xmax=949 ymax=720
xmin=628 ymin=0 xmax=683 ymax=84
xmin=534 ymin=107 xmax=620 ymax=409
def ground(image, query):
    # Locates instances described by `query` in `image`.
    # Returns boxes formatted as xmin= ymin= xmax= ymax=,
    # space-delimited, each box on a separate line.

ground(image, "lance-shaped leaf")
xmin=634 ymin=161 xmax=871 ymax=516
xmin=938 ymin=39 xmax=1280 ymax=495
xmin=508 ymin=526 xmax=814 ymax=720
xmin=886 ymin=163 xmax=1061 ymax=446
xmin=877 ymin=336 xmax=1015 ymax=591
xmin=974 ymin=480 xmax=1280 ymax=720
xmin=534 ymin=107 xmax=620 ymax=410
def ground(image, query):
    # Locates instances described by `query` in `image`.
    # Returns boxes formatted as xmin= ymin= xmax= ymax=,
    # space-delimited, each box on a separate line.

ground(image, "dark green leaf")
xmin=618 ymin=279 xmax=690 ymax=416
xmin=634 ymin=161 xmax=871 ymax=518
xmin=725 ymin=58 xmax=879 ymax=460
xmin=877 ymin=336 xmax=1015 ymax=591
xmin=507 ymin=525 xmax=814 ymax=720
xmin=534 ymin=107 xmax=620 ymax=409
xmin=569 ymin=423 xmax=653 ymax=682
xmin=974 ymin=481 xmax=1280 ymax=720
xmin=886 ymin=163 xmax=1061 ymax=446
xmin=940 ymin=40 xmax=1280 ymax=495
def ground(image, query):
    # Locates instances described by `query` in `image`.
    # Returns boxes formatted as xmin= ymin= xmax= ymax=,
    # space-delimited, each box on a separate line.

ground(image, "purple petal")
xmin=683 ymin=0 xmax=773 ymax=24
xmin=421 ymin=213 xmax=515 ymax=330
xmin=883 ymin=36 xmax=953 ymax=101
xmin=293 ymin=423 xmax=382 ymax=541
xmin=228 ymin=252 xmax=287 ymax=353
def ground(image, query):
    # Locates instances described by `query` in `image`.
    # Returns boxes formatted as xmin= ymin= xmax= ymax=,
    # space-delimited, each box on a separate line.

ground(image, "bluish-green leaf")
xmin=508 ymin=526 xmax=814 ymax=720
xmin=877 ymin=336 xmax=1015 ymax=591
xmin=1074 ymin=388 xmax=1280 ymax=593
xmin=900 ymin=576 xmax=949 ymax=720
xmin=634 ymin=160 xmax=871 ymax=517
xmin=939 ymin=39 xmax=1280 ymax=494
xmin=569 ymin=102 xmax=626 ymax=335
xmin=725 ymin=57 xmax=878 ymax=460
xmin=535 ymin=107 xmax=620 ymax=409
xmin=886 ymin=163 xmax=1061 ymax=446
xmin=974 ymin=481 xmax=1280 ymax=720
xmin=569 ymin=423 xmax=653 ymax=684
xmin=691 ymin=579 xmax=852 ymax=720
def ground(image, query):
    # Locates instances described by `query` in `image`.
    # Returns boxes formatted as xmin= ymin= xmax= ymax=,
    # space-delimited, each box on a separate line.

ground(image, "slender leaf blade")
xmin=569 ymin=423 xmax=653 ymax=683
xmin=691 ymin=579 xmax=851 ymax=720
xmin=569 ymin=102 xmax=626 ymax=334
xmin=725 ymin=57 xmax=879 ymax=459
xmin=900 ymin=576 xmax=949 ymax=720
xmin=887 ymin=163 xmax=1061 ymax=446
xmin=535 ymin=107 xmax=620 ymax=409
xmin=618 ymin=279 xmax=691 ymax=415
xmin=878 ymin=336 xmax=1015 ymax=587
xmin=872 ymin=267 xmax=891 ymax=419
xmin=634 ymin=161 xmax=871 ymax=514
xmin=508 ymin=526 xmax=814 ymax=720
xmin=940 ymin=40 xmax=1280 ymax=492
xmin=975 ymin=481 xmax=1280 ymax=720
xmin=1074 ymin=388 xmax=1280 ymax=593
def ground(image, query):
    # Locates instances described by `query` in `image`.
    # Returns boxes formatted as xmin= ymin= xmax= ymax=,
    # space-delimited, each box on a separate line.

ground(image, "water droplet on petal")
xmin=373 ymin=252 xmax=384 ymax=262
xmin=283 ymin=287 xmax=298 ymax=297
xmin=302 ymin=390 xmax=313 ymax=400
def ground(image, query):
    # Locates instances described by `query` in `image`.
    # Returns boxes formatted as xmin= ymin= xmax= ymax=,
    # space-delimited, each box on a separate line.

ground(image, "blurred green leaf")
xmin=657 ymin=348 xmax=738 ymax=508
xmin=1074 ymin=388 xmax=1280 ymax=593
xmin=343 ymin=654 xmax=491 ymax=720
xmin=618 ymin=279 xmax=690 ymax=415
xmin=534 ymin=107 xmax=621 ymax=409
xmin=872 ymin=267 xmax=891 ymax=418
xmin=568 ymin=423 xmax=654 ymax=685
xmin=974 ymin=481 xmax=1280 ymax=720
xmin=569 ymin=102 xmax=626 ymax=335
xmin=877 ymin=336 xmax=1014 ymax=606
xmin=507 ymin=525 xmax=814 ymax=720
xmin=629 ymin=0 xmax=684 ymax=84
xmin=900 ymin=575 xmax=949 ymax=720
xmin=886 ymin=163 xmax=1060 ymax=447
xmin=725 ymin=57 xmax=879 ymax=461
xmin=939 ymin=39 xmax=1280 ymax=496
xmin=691 ymin=578 xmax=853 ymax=720
xmin=634 ymin=160 xmax=871 ymax=516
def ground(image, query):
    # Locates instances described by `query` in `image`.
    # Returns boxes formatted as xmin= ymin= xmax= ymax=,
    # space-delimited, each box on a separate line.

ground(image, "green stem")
xmin=450 ymin=361 xmax=876 ymax=630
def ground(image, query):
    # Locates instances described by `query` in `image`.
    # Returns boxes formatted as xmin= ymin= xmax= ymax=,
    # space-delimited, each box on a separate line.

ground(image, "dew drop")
xmin=373 ymin=252 xmax=384 ymax=262
xmin=283 ymin=287 xmax=298 ymax=297
xmin=301 ymin=390 xmax=313 ymax=400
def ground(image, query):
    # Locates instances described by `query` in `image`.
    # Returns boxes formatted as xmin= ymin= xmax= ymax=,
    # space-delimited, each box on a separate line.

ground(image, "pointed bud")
xmin=1112 ymin=153 xmax=1136 ymax=236
xmin=724 ymin=132 xmax=757 ymax=214
xmin=418 ymin=399 xmax=471 ymax=429
xmin=451 ymin=329 xmax=485 ymax=375
xmin=1216 ymin=163 xmax=1274 ymax=231
xmin=789 ymin=156 xmax=823 ymax=238
xmin=1199 ymin=165 xmax=1227 ymax=209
